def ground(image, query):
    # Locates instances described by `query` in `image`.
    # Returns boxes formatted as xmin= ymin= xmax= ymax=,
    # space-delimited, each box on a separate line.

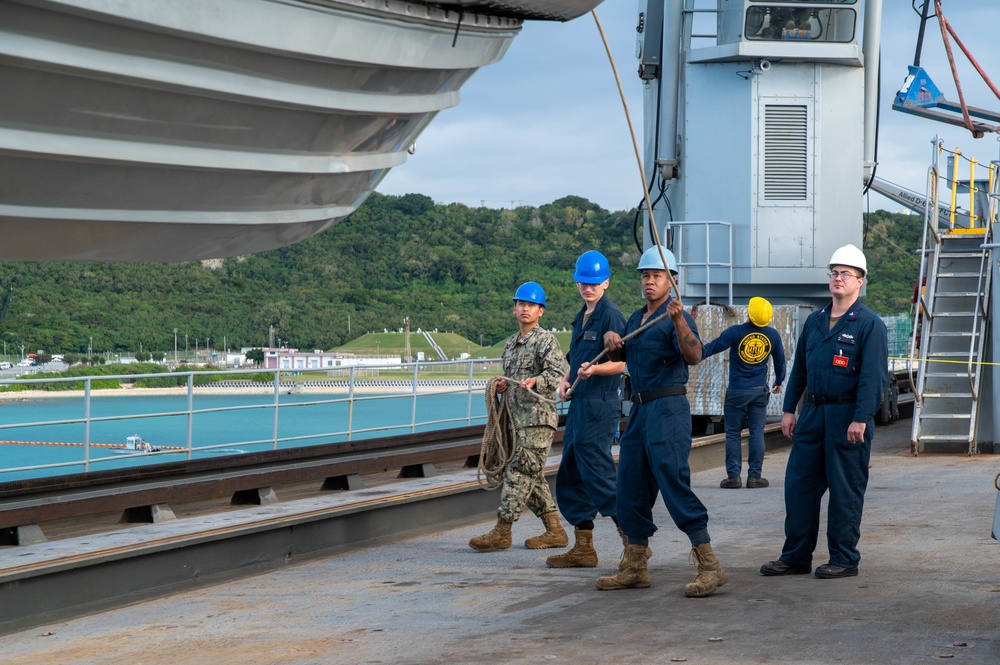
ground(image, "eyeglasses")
xmin=827 ymin=270 xmax=859 ymax=280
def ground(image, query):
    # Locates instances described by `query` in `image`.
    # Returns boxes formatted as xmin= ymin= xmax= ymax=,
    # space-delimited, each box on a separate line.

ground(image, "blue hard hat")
xmin=512 ymin=281 xmax=546 ymax=306
xmin=573 ymin=250 xmax=611 ymax=284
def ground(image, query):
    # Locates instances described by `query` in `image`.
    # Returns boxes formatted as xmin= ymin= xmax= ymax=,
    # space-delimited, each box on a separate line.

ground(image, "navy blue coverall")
xmin=556 ymin=294 xmax=626 ymax=528
xmin=616 ymin=298 xmax=711 ymax=547
xmin=779 ymin=300 xmax=888 ymax=569
xmin=702 ymin=321 xmax=786 ymax=479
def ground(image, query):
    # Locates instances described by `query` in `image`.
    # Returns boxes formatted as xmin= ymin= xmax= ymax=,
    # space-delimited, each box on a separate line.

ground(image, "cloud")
xmin=378 ymin=2 xmax=1000 ymax=215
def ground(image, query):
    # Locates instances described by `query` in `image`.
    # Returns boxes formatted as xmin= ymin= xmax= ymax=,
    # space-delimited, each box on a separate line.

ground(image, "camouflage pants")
xmin=497 ymin=426 xmax=557 ymax=523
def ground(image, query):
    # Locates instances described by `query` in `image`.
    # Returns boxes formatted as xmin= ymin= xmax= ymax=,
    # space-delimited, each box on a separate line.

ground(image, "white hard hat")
xmin=637 ymin=245 xmax=678 ymax=274
xmin=828 ymin=244 xmax=867 ymax=276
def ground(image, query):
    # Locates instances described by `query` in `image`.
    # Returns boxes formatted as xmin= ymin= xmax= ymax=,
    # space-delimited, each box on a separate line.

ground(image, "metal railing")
xmin=0 ymin=359 xmax=514 ymax=479
xmin=671 ymin=220 xmax=735 ymax=306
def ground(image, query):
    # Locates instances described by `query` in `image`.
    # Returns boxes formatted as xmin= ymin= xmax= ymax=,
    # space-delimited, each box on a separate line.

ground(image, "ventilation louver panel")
xmin=764 ymin=105 xmax=808 ymax=200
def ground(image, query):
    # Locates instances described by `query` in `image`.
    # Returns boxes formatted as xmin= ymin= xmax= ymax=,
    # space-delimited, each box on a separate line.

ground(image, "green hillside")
xmin=337 ymin=331 xmax=486 ymax=359
xmin=0 ymin=193 xmax=919 ymax=360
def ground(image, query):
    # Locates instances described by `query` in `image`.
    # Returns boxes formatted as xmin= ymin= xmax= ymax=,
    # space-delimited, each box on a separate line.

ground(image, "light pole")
xmin=174 ymin=328 xmax=178 ymax=364
xmin=185 ymin=334 xmax=188 ymax=355
xmin=375 ymin=340 xmax=380 ymax=358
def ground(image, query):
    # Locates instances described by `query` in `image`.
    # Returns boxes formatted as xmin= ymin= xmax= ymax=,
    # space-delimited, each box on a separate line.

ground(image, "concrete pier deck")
xmin=1 ymin=418 xmax=998 ymax=664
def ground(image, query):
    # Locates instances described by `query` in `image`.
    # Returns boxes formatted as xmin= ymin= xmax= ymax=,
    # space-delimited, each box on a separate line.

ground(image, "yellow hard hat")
xmin=748 ymin=297 xmax=773 ymax=327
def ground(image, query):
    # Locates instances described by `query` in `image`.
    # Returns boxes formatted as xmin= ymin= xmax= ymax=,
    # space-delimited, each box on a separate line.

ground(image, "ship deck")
xmin=1 ymin=417 xmax=998 ymax=664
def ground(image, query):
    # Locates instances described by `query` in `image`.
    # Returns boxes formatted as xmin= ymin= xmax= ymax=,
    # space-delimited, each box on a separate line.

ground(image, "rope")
xmin=934 ymin=0 xmax=975 ymax=134
xmin=566 ymin=307 xmax=673 ymax=395
xmin=591 ymin=9 xmax=678 ymax=294
xmin=935 ymin=0 xmax=1000 ymax=105
xmin=0 ymin=440 xmax=184 ymax=450
xmin=476 ymin=378 xmax=514 ymax=490
xmin=933 ymin=0 xmax=1000 ymax=135
xmin=889 ymin=355 xmax=1000 ymax=367
xmin=566 ymin=9 xmax=691 ymax=398
xmin=475 ymin=375 xmax=558 ymax=490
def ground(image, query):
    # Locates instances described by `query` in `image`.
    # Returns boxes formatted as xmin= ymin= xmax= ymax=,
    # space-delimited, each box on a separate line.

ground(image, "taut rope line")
xmin=566 ymin=306 xmax=677 ymax=396
xmin=590 ymin=10 xmax=678 ymax=294
xmin=564 ymin=11 xmax=685 ymax=397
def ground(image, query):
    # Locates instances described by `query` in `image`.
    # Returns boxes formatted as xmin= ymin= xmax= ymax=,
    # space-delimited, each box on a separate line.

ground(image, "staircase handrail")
xmin=908 ymin=162 xmax=941 ymax=405
xmin=967 ymin=164 xmax=998 ymax=396
xmin=967 ymin=238 xmax=988 ymax=394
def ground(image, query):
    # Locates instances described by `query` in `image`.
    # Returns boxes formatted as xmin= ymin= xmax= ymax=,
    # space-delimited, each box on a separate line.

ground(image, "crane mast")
xmin=636 ymin=0 xmax=883 ymax=307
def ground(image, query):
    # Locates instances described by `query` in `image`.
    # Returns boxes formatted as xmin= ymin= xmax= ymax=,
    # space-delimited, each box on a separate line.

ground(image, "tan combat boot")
xmin=684 ymin=542 xmax=729 ymax=597
xmin=596 ymin=543 xmax=651 ymax=590
xmin=617 ymin=527 xmax=653 ymax=571
xmin=468 ymin=518 xmax=512 ymax=552
xmin=545 ymin=528 xmax=598 ymax=568
xmin=524 ymin=511 xmax=569 ymax=549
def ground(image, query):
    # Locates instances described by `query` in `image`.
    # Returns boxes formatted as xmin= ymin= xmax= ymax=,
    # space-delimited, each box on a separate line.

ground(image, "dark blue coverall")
xmin=702 ymin=321 xmax=786 ymax=479
xmin=616 ymin=297 xmax=711 ymax=548
xmin=779 ymin=300 xmax=888 ymax=569
xmin=557 ymin=294 xmax=626 ymax=527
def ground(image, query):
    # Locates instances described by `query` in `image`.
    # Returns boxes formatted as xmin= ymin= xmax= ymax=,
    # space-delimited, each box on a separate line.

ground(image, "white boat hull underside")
xmin=0 ymin=0 xmax=525 ymax=261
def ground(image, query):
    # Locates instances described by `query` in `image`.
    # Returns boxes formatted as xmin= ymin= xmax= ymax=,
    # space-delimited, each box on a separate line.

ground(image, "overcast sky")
xmin=376 ymin=1 xmax=1000 ymax=214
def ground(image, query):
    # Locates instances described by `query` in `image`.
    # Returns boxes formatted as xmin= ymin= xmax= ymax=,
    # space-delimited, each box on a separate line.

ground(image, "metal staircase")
xmin=422 ymin=331 xmax=448 ymax=361
xmin=909 ymin=147 xmax=996 ymax=454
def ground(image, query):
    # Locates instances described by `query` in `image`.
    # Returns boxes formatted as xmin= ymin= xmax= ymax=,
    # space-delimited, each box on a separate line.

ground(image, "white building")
xmin=262 ymin=347 xmax=401 ymax=371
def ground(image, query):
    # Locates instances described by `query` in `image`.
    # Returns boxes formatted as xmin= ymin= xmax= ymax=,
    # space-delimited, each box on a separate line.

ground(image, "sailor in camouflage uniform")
xmin=469 ymin=281 xmax=570 ymax=552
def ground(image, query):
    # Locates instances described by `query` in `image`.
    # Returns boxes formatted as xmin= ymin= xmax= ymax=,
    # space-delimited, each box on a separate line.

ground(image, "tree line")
xmin=0 ymin=194 xmax=920 ymax=357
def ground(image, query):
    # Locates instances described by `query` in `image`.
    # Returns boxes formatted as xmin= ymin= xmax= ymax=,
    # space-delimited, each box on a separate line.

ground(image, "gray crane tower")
xmin=636 ymin=0 xmax=883 ymax=307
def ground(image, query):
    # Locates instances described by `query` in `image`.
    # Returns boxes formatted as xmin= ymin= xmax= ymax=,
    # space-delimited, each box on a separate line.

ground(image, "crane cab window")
xmin=745 ymin=2 xmax=857 ymax=43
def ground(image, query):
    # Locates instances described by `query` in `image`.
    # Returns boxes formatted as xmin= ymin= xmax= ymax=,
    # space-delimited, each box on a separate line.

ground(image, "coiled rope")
xmin=476 ymin=375 xmax=558 ymax=490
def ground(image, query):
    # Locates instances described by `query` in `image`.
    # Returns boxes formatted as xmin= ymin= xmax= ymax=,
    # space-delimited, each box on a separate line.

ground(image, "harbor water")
xmin=0 ymin=390 xmax=492 ymax=481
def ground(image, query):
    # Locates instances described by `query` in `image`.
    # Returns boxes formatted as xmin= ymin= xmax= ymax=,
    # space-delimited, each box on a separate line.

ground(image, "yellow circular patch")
xmin=738 ymin=332 xmax=771 ymax=364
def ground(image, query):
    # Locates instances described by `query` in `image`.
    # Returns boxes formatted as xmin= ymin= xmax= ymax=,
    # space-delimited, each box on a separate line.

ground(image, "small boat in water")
xmin=114 ymin=435 xmax=160 ymax=454
xmin=0 ymin=0 xmax=602 ymax=262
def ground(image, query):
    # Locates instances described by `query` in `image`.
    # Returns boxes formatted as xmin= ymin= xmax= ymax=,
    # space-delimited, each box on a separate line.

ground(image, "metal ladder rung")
xmin=921 ymin=392 xmax=975 ymax=398
xmin=918 ymin=434 xmax=973 ymax=442
xmin=936 ymin=272 xmax=984 ymax=278
xmin=925 ymin=331 xmax=977 ymax=337
xmin=919 ymin=413 xmax=972 ymax=419
xmin=923 ymin=371 xmax=973 ymax=377
xmin=937 ymin=252 xmax=985 ymax=258
xmin=935 ymin=292 xmax=984 ymax=297
xmin=943 ymin=228 xmax=988 ymax=235
xmin=931 ymin=312 xmax=974 ymax=317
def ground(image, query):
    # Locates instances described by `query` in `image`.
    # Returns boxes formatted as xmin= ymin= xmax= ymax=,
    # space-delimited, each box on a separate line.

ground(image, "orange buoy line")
xmin=0 ymin=440 xmax=185 ymax=450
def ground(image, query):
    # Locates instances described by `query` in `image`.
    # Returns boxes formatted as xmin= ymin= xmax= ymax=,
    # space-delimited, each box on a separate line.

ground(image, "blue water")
xmin=0 ymin=391 xmax=490 ymax=481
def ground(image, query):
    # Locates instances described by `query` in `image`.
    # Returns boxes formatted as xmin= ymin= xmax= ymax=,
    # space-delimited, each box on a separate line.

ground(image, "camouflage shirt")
xmin=501 ymin=325 xmax=568 ymax=430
